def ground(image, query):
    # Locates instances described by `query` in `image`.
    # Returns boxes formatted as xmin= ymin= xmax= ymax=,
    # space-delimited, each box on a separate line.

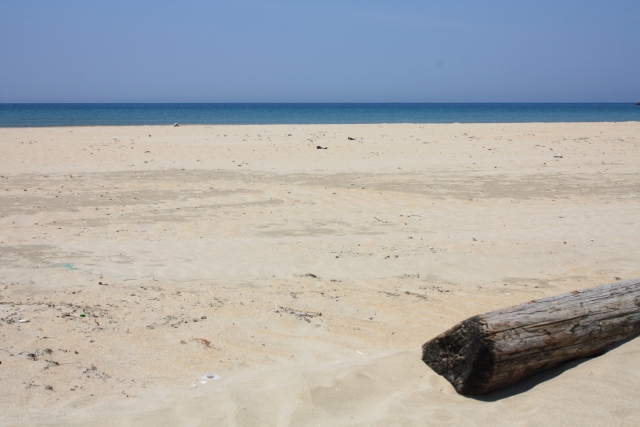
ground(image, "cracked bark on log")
xmin=422 ymin=279 xmax=640 ymax=395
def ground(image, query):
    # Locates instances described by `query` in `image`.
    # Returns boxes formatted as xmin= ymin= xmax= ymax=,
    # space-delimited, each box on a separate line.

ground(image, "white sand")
xmin=1 ymin=122 xmax=639 ymax=426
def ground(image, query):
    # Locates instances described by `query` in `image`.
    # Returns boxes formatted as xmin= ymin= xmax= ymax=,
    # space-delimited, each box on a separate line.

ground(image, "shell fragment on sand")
xmin=202 ymin=373 xmax=220 ymax=380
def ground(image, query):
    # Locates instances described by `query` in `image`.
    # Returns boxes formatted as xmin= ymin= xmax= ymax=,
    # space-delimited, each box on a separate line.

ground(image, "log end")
xmin=422 ymin=316 xmax=494 ymax=395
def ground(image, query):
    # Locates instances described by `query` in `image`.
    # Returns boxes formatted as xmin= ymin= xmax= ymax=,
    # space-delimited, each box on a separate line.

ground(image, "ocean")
xmin=0 ymin=103 xmax=638 ymax=127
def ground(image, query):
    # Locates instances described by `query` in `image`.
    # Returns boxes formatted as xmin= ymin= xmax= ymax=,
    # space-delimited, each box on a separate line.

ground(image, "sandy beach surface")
xmin=1 ymin=122 xmax=640 ymax=426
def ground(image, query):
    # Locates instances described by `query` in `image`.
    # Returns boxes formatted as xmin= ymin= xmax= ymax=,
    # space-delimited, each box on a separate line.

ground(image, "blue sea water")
xmin=0 ymin=103 xmax=638 ymax=127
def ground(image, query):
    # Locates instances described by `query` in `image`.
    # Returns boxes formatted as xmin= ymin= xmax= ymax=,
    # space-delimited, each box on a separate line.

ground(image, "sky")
xmin=0 ymin=0 xmax=639 ymax=103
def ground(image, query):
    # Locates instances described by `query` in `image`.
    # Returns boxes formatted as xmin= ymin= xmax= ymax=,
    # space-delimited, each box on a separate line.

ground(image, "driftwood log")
xmin=422 ymin=279 xmax=640 ymax=395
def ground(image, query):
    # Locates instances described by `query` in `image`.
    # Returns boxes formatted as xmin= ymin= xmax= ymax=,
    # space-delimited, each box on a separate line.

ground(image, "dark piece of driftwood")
xmin=422 ymin=279 xmax=640 ymax=395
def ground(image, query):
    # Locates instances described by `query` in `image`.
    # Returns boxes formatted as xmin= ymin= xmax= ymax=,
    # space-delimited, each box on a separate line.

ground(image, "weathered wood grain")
xmin=422 ymin=279 xmax=640 ymax=395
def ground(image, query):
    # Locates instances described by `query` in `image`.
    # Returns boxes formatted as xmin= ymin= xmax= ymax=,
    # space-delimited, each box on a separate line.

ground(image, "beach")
xmin=1 ymin=122 xmax=640 ymax=426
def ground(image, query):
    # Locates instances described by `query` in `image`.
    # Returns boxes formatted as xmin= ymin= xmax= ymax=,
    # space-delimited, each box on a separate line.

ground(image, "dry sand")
xmin=1 ymin=122 xmax=639 ymax=426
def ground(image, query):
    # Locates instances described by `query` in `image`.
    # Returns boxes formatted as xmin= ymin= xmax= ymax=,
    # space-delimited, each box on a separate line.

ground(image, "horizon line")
xmin=1 ymin=102 xmax=638 ymax=105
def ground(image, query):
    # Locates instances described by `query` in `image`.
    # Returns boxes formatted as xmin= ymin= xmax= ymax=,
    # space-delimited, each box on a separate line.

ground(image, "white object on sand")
xmin=202 ymin=373 xmax=220 ymax=380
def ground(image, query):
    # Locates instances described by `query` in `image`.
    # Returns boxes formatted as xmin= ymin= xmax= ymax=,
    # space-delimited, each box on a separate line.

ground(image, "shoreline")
xmin=1 ymin=119 xmax=640 ymax=130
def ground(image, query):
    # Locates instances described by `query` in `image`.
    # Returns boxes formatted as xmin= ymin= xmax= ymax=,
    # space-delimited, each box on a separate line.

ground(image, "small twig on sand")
xmin=191 ymin=337 xmax=215 ymax=349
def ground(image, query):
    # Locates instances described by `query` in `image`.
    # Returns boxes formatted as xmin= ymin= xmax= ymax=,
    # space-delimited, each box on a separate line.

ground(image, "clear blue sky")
xmin=1 ymin=0 xmax=638 ymax=103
